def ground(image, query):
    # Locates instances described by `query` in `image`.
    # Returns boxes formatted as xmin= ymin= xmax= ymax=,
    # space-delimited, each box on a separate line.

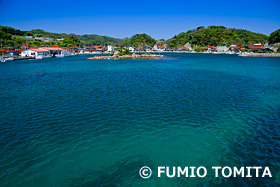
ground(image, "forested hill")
xmin=28 ymin=29 xmax=125 ymax=44
xmin=125 ymin=34 xmax=157 ymax=47
xmin=1 ymin=25 xmax=278 ymax=48
xmin=79 ymin=34 xmax=124 ymax=45
xmin=268 ymin=29 xmax=280 ymax=44
xmin=0 ymin=26 xmax=125 ymax=47
xmin=165 ymin=26 xmax=268 ymax=47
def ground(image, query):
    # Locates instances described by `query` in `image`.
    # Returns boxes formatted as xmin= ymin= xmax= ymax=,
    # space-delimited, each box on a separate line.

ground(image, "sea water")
xmin=0 ymin=53 xmax=280 ymax=186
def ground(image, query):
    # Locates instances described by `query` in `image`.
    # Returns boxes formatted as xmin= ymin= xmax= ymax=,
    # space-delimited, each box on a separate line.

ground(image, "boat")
xmin=36 ymin=56 xmax=43 ymax=59
xmin=55 ymin=54 xmax=64 ymax=58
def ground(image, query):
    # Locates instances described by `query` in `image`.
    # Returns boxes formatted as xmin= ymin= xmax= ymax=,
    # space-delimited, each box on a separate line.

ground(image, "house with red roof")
xmin=21 ymin=43 xmax=29 ymax=50
xmin=199 ymin=46 xmax=217 ymax=52
xmin=157 ymin=46 xmax=166 ymax=52
xmin=40 ymin=46 xmax=67 ymax=55
xmin=2 ymin=47 xmax=14 ymax=52
xmin=248 ymin=44 xmax=264 ymax=51
xmin=230 ymin=46 xmax=243 ymax=52
xmin=177 ymin=46 xmax=188 ymax=51
xmin=69 ymin=46 xmax=79 ymax=52
xmin=21 ymin=48 xmax=49 ymax=58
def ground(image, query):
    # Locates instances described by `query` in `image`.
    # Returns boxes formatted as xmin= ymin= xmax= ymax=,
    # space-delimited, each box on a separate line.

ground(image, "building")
xmin=128 ymin=47 xmax=134 ymax=52
xmin=233 ymin=46 xmax=243 ymax=52
xmin=248 ymin=44 xmax=264 ymax=51
xmin=177 ymin=46 xmax=188 ymax=51
xmin=69 ymin=46 xmax=79 ymax=52
xmin=20 ymin=49 xmax=49 ymax=58
xmin=21 ymin=43 xmax=30 ymax=51
xmin=107 ymin=45 xmax=114 ymax=52
xmin=166 ymin=47 xmax=174 ymax=51
xmin=208 ymin=46 xmax=216 ymax=52
xmin=216 ymin=46 xmax=229 ymax=53
xmin=200 ymin=46 xmax=216 ymax=52
xmin=157 ymin=46 xmax=166 ymax=52
xmin=2 ymin=47 xmax=14 ymax=53
xmin=40 ymin=47 xmax=66 ymax=55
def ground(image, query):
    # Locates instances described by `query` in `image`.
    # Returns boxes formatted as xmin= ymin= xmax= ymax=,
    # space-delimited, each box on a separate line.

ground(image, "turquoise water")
xmin=0 ymin=53 xmax=280 ymax=186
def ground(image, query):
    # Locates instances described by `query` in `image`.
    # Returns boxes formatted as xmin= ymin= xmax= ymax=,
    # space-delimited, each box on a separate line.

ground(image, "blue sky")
xmin=0 ymin=0 xmax=279 ymax=39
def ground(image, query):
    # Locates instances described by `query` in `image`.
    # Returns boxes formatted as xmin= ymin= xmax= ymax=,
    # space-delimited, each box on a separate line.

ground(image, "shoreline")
xmin=238 ymin=53 xmax=280 ymax=57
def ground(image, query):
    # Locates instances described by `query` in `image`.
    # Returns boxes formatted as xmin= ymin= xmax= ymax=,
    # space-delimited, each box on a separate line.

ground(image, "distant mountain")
xmin=165 ymin=26 xmax=268 ymax=47
xmin=126 ymin=34 xmax=156 ymax=47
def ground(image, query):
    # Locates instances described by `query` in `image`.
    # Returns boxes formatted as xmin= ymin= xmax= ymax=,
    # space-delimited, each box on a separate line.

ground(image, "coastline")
xmin=238 ymin=53 xmax=280 ymax=57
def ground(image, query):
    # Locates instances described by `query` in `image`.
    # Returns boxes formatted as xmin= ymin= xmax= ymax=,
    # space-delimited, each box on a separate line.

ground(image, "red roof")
xmin=22 ymin=43 xmax=29 ymax=45
xmin=3 ymin=47 xmax=14 ymax=49
xmin=0 ymin=49 xmax=6 ymax=52
xmin=248 ymin=44 xmax=263 ymax=50
xmin=70 ymin=46 xmax=78 ymax=48
xmin=157 ymin=46 xmax=165 ymax=49
xmin=41 ymin=47 xmax=64 ymax=51
xmin=30 ymin=47 xmax=37 ymax=49
xmin=208 ymin=46 xmax=215 ymax=48
xmin=200 ymin=47 xmax=208 ymax=50
xmin=234 ymin=46 xmax=243 ymax=50
xmin=31 ymin=49 xmax=48 ymax=52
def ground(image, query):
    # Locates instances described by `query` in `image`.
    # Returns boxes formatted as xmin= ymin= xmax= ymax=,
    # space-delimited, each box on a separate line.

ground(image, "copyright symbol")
xmin=139 ymin=166 xmax=152 ymax=179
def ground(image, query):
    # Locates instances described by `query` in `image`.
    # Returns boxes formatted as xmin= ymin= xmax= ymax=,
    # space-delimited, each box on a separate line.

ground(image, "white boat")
xmin=36 ymin=56 xmax=43 ymax=59
xmin=55 ymin=54 xmax=64 ymax=58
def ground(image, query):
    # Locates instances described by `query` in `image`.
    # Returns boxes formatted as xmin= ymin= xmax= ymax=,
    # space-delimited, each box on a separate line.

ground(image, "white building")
xmin=107 ymin=45 xmax=114 ymax=52
xmin=157 ymin=46 xmax=166 ymax=52
xmin=128 ymin=47 xmax=134 ymax=52
xmin=21 ymin=49 xmax=49 ymax=58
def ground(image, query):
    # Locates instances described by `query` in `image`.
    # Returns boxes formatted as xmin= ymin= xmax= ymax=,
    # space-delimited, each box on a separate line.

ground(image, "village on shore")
xmin=0 ymin=42 xmax=279 ymax=62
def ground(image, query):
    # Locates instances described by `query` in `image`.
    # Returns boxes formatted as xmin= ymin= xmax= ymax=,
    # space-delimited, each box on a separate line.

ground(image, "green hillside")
xmin=125 ymin=34 xmax=156 ymax=47
xmin=165 ymin=26 xmax=268 ymax=47
xmin=268 ymin=29 xmax=280 ymax=44
xmin=0 ymin=26 xmax=125 ymax=47
xmin=79 ymin=34 xmax=124 ymax=45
